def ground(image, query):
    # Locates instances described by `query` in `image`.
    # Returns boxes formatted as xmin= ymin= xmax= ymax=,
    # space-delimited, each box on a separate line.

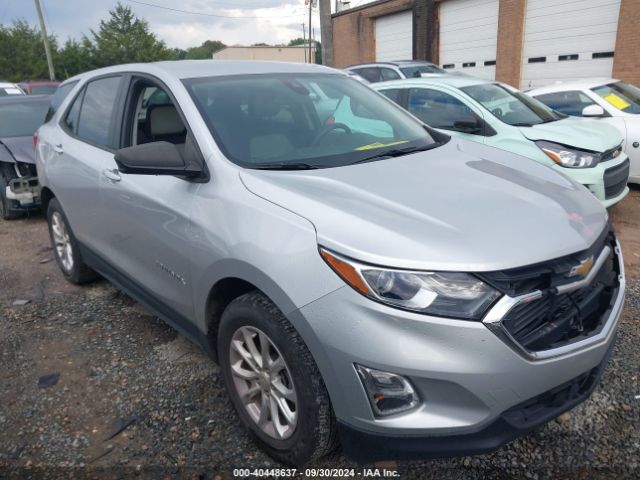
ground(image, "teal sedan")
xmin=374 ymin=76 xmax=630 ymax=208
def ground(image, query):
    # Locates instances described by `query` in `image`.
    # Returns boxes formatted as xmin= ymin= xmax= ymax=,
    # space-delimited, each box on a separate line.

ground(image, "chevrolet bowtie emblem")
xmin=568 ymin=255 xmax=595 ymax=278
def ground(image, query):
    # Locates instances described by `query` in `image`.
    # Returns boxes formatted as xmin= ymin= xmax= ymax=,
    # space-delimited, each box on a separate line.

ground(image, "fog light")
xmin=355 ymin=364 xmax=419 ymax=416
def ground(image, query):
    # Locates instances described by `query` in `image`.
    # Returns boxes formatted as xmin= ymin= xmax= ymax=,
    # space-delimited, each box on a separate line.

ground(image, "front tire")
xmin=0 ymin=172 xmax=21 ymax=220
xmin=46 ymin=197 xmax=99 ymax=284
xmin=218 ymin=291 xmax=337 ymax=465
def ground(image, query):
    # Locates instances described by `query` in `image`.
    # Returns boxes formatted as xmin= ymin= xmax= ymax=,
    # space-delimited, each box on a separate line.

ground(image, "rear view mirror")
xmin=582 ymin=104 xmax=606 ymax=117
xmin=453 ymin=117 xmax=482 ymax=134
xmin=115 ymin=141 xmax=202 ymax=177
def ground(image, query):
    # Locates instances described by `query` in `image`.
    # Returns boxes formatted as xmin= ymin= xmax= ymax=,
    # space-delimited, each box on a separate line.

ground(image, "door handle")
xmin=102 ymin=168 xmax=121 ymax=182
xmin=53 ymin=144 xmax=64 ymax=154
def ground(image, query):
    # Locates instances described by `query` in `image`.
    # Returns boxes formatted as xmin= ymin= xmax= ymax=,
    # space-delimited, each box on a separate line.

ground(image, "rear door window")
xmin=380 ymin=68 xmax=401 ymax=81
xmin=354 ymin=68 xmax=383 ymax=83
xmin=379 ymin=88 xmax=405 ymax=107
xmin=76 ymin=76 xmax=123 ymax=148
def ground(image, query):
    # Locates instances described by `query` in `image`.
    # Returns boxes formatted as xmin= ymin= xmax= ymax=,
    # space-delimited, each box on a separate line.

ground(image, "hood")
xmin=240 ymin=139 xmax=607 ymax=272
xmin=518 ymin=117 xmax=623 ymax=152
xmin=0 ymin=136 xmax=36 ymax=164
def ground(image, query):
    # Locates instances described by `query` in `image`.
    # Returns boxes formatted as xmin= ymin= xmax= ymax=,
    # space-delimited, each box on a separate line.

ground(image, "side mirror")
xmin=453 ymin=116 xmax=482 ymax=134
xmin=582 ymin=104 xmax=606 ymax=117
xmin=115 ymin=141 xmax=202 ymax=177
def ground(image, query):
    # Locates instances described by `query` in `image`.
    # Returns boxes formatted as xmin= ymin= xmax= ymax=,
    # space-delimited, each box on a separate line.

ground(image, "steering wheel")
xmin=492 ymin=107 xmax=503 ymax=118
xmin=312 ymin=123 xmax=352 ymax=145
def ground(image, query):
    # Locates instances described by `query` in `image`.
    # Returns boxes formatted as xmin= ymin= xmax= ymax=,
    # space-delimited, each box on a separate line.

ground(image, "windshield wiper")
xmin=350 ymin=143 xmax=442 ymax=165
xmin=253 ymin=162 xmax=320 ymax=170
xmin=511 ymin=122 xmax=535 ymax=127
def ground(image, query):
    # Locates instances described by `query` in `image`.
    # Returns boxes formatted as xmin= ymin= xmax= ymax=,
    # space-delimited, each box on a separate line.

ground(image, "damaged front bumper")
xmin=6 ymin=176 xmax=40 ymax=208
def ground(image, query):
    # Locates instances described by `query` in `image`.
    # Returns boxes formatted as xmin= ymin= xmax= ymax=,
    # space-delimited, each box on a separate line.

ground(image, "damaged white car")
xmin=0 ymin=95 xmax=50 ymax=219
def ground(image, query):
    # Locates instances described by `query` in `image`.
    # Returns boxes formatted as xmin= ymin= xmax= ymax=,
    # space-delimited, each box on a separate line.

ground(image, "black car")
xmin=0 ymin=95 xmax=50 ymax=219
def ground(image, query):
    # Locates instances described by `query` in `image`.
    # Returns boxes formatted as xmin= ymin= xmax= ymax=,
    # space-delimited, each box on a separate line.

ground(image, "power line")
xmin=125 ymin=0 xmax=307 ymax=20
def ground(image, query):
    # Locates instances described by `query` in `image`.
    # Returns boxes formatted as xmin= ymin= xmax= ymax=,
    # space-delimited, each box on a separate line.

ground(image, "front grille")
xmin=501 ymin=248 xmax=618 ymax=351
xmin=600 ymin=144 xmax=623 ymax=163
xmin=481 ymin=227 xmax=620 ymax=353
xmin=477 ymin=226 xmax=611 ymax=297
xmin=604 ymin=158 xmax=630 ymax=199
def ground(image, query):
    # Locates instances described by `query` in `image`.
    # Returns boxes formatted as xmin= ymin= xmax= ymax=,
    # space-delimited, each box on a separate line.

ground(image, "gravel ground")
xmin=0 ymin=191 xmax=639 ymax=479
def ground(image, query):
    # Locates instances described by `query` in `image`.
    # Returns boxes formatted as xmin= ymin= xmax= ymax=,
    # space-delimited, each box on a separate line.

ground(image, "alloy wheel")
xmin=229 ymin=326 xmax=298 ymax=440
xmin=51 ymin=211 xmax=74 ymax=272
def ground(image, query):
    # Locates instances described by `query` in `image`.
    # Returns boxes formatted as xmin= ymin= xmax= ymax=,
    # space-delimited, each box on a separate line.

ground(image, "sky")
xmin=0 ymin=0 xmax=378 ymax=50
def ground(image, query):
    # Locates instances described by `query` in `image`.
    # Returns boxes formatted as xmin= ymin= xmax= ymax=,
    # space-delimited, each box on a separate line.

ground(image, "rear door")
xmin=44 ymin=75 xmax=124 ymax=248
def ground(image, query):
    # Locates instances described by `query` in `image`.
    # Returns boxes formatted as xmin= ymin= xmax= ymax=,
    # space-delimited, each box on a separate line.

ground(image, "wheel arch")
xmin=40 ymin=186 xmax=56 ymax=216
xmin=202 ymin=262 xmax=300 ymax=361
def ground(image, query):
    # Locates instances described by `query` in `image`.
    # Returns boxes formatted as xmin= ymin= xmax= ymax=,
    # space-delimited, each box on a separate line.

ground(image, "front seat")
xmin=145 ymin=104 xmax=187 ymax=146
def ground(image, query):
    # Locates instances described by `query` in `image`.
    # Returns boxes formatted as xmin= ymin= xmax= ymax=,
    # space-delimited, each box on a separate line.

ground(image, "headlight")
xmin=319 ymin=248 xmax=501 ymax=320
xmin=536 ymin=140 xmax=600 ymax=168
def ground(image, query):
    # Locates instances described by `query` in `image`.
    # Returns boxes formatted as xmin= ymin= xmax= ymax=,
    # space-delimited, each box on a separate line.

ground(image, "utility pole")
xmin=319 ymin=0 xmax=333 ymax=66
xmin=34 ymin=0 xmax=55 ymax=80
xmin=302 ymin=23 xmax=307 ymax=63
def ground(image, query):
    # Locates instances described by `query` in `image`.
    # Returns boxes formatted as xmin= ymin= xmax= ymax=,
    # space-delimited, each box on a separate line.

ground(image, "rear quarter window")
xmin=45 ymin=80 xmax=78 ymax=122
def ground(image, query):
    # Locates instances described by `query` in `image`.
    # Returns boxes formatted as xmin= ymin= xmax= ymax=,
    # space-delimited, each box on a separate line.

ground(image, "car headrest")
xmin=148 ymin=104 xmax=185 ymax=136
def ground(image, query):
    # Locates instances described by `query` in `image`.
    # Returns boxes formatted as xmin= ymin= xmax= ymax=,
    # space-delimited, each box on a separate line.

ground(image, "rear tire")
xmin=46 ymin=197 xmax=99 ymax=284
xmin=218 ymin=291 xmax=338 ymax=465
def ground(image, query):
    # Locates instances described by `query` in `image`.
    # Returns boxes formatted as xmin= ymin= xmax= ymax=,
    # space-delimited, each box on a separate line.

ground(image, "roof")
xmin=63 ymin=59 xmax=338 ymax=82
xmin=372 ymin=74 xmax=493 ymax=89
xmin=0 ymin=82 xmax=19 ymax=88
xmin=527 ymin=78 xmax=618 ymax=95
xmin=345 ymin=60 xmax=440 ymax=69
xmin=18 ymin=80 xmax=60 ymax=86
xmin=0 ymin=94 xmax=51 ymax=105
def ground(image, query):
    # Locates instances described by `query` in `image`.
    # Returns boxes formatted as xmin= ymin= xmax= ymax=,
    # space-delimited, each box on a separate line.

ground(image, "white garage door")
xmin=521 ymin=0 xmax=621 ymax=90
xmin=439 ymin=0 xmax=499 ymax=80
xmin=375 ymin=10 xmax=413 ymax=61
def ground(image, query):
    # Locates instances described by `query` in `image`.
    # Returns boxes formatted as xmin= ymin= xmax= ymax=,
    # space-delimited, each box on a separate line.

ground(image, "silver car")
xmin=36 ymin=61 xmax=625 ymax=465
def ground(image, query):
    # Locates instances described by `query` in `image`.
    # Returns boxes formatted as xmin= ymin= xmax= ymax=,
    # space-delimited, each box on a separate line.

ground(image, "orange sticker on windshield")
xmin=603 ymin=93 xmax=630 ymax=110
xmin=355 ymin=141 xmax=408 ymax=151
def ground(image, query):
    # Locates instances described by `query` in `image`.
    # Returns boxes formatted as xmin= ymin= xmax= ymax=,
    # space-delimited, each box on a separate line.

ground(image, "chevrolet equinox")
xmin=36 ymin=61 xmax=625 ymax=465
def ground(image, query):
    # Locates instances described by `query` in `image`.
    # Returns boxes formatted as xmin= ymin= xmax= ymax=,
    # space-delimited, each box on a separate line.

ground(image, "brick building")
xmin=331 ymin=0 xmax=640 ymax=89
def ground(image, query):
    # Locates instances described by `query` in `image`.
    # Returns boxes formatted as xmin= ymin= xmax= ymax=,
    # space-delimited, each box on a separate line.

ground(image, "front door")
xmin=98 ymin=78 xmax=202 ymax=319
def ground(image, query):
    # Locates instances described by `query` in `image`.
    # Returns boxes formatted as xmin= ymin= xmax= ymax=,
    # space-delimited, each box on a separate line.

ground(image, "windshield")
xmin=400 ymin=65 xmax=446 ymax=77
xmin=592 ymin=82 xmax=640 ymax=114
xmin=183 ymin=73 xmax=437 ymax=169
xmin=0 ymin=100 xmax=49 ymax=137
xmin=462 ymin=83 xmax=562 ymax=126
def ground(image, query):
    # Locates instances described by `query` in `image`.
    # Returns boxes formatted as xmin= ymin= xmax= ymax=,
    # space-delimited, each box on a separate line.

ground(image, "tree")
xmin=87 ymin=3 xmax=173 ymax=67
xmin=185 ymin=40 xmax=226 ymax=59
xmin=56 ymin=38 xmax=93 ymax=78
xmin=0 ymin=20 xmax=58 ymax=81
xmin=288 ymin=38 xmax=306 ymax=47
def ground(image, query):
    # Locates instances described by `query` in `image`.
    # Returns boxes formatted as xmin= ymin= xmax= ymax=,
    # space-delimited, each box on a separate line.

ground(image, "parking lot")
xmin=0 ymin=187 xmax=639 ymax=479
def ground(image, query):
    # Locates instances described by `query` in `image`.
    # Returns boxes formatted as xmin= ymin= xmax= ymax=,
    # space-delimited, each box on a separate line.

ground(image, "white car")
xmin=529 ymin=79 xmax=640 ymax=184
xmin=0 ymin=82 xmax=25 ymax=97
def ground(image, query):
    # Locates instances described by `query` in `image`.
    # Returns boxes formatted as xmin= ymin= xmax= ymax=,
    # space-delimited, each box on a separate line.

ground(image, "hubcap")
xmin=229 ymin=326 xmax=298 ymax=440
xmin=51 ymin=212 xmax=74 ymax=272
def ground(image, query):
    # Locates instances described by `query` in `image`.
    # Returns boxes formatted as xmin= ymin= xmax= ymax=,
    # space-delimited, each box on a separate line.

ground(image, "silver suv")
xmin=36 ymin=61 xmax=625 ymax=465
xmin=345 ymin=60 xmax=446 ymax=83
